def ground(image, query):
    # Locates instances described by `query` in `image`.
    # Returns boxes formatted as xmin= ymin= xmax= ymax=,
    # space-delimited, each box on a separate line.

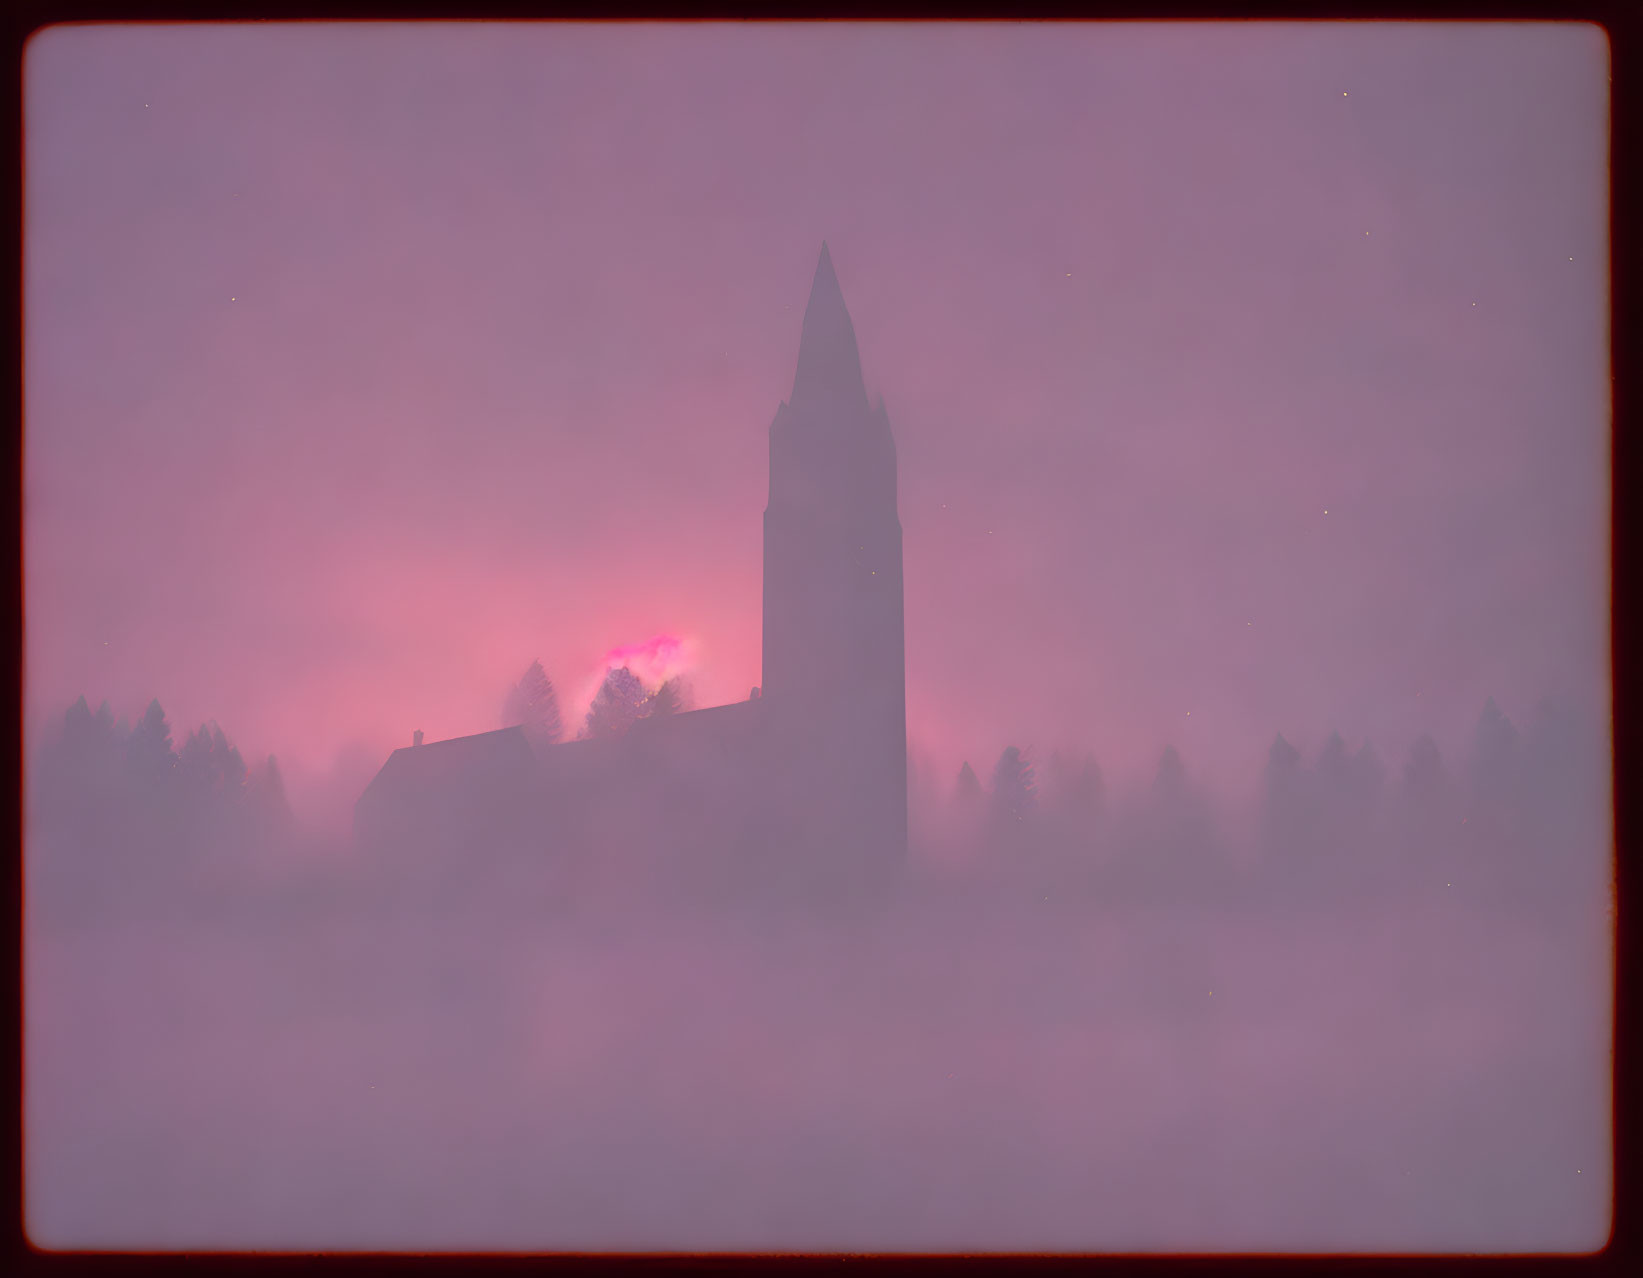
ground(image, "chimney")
xmin=413 ymin=729 xmax=424 ymax=747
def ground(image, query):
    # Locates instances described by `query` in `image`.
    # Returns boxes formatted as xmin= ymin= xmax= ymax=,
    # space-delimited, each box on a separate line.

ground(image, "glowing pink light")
xmin=601 ymin=634 xmax=689 ymax=686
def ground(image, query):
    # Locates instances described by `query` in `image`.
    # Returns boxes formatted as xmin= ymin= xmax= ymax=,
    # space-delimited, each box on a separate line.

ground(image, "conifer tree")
xmin=584 ymin=666 xmax=649 ymax=740
xmin=1155 ymin=744 xmax=1187 ymax=799
xmin=1469 ymin=697 xmax=1521 ymax=803
xmin=125 ymin=699 xmax=176 ymax=790
xmin=503 ymin=660 xmax=564 ymax=741
xmin=1261 ymin=732 xmax=1310 ymax=859
xmin=646 ymin=675 xmax=686 ymax=718
xmin=249 ymin=754 xmax=293 ymax=833
xmin=990 ymin=746 xmax=1037 ymax=829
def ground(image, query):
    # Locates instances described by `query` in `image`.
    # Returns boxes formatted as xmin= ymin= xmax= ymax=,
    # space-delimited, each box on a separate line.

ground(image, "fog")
xmin=23 ymin=892 xmax=1612 ymax=1252
xmin=23 ymin=20 xmax=1612 ymax=1256
xmin=25 ymin=691 xmax=1613 ymax=1253
xmin=23 ymin=21 xmax=1609 ymax=796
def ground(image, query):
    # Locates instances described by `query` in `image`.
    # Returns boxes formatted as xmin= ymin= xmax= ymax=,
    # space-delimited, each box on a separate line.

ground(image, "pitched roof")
xmin=626 ymin=698 xmax=765 ymax=753
xmin=357 ymin=725 xmax=538 ymax=810
xmin=355 ymin=699 xmax=770 ymax=823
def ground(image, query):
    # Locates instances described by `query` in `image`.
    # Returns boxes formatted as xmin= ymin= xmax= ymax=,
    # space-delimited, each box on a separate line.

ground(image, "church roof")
xmin=626 ymin=698 xmax=765 ymax=753
xmin=357 ymin=699 xmax=768 ymax=820
xmin=357 ymin=724 xmax=539 ymax=811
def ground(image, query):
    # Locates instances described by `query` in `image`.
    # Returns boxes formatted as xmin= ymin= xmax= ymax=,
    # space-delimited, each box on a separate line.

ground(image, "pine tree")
xmin=1155 ymin=744 xmax=1187 ymax=800
xmin=1469 ymin=696 xmax=1521 ymax=804
xmin=1351 ymin=740 xmax=1386 ymax=797
xmin=39 ymin=695 xmax=122 ymax=827
xmin=61 ymin=696 xmax=119 ymax=771
xmin=1399 ymin=732 xmax=1454 ymax=868
xmin=1261 ymin=732 xmax=1310 ymax=860
xmin=584 ymin=666 xmax=649 ymax=740
xmin=1316 ymin=731 xmax=1351 ymax=792
xmin=210 ymin=724 xmax=247 ymax=795
xmin=63 ymin=694 xmax=93 ymax=741
xmin=990 ymin=746 xmax=1037 ymax=830
xmin=643 ymin=675 xmax=692 ymax=718
xmin=177 ymin=722 xmax=246 ymax=802
xmin=248 ymin=754 xmax=293 ymax=833
xmin=503 ymin=660 xmax=564 ymax=741
xmin=1143 ymin=744 xmax=1212 ymax=877
xmin=126 ymin=699 xmax=176 ymax=790
xmin=955 ymin=760 xmax=981 ymax=803
xmin=177 ymin=725 xmax=215 ymax=797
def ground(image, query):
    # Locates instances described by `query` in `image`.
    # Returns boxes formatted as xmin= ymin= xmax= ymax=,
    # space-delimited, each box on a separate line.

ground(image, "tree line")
xmin=934 ymin=696 xmax=1605 ymax=905
xmin=34 ymin=678 xmax=1604 ymax=917
xmin=29 ymin=695 xmax=293 ymax=919
xmin=500 ymin=659 xmax=693 ymax=742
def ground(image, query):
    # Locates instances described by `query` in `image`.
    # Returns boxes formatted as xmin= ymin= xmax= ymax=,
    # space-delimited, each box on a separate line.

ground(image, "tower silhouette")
xmin=761 ymin=244 xmax=908 ymax=881
xmin=358 ymin=243 xmax=909 ymax=902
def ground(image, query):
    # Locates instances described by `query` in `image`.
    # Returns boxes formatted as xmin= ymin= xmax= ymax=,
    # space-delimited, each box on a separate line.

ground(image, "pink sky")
xmin=24 ymin=22 xmax=1610 ymax=815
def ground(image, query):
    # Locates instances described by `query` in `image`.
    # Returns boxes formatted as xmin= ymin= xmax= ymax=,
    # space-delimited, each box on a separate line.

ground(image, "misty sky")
xmin=24 ymin=22 xmax=1610 ymax=813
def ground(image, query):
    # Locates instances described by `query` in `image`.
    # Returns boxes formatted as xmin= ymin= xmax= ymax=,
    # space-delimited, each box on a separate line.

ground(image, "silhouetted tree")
xmin=955 ymin=761 xmax=981 ymax=803
xmin=1351 ymin=740 xmax=1386 ymax=801
xmin=1104 ymin=744 xmax=1217 ymax=895
xmin=1402 ymin=733 xmax=1447 ymax=804
xmin=1398 ymin=732 xmax=1457 ymax=879
xmin=1347 ymin=739 xmax=1389 ymax=859
xmin=1154 ymin=744 xmax=1186 ymax=802
xmin=584 ymin=666 xmax=649 ymax=740
xmin=177 ymin=723 xmax=247 ymax=807
xmin=1150 ymin=745 xmax=1216 ymax=875
xmin=36 ymin=695 xmax=125 ymax=835
xmin=1316 ymin=731 xmax=1351 ymax=795
xmin=990 ymin=746 xmax=1037 ymax=837
xmin=1307 ymin=731 xmax=1390 ymax=885
xmin=32 ymin=699 xmax=110 ymax=920
xmin=646 ymin=675 xmax=690 ymax=718
xmin=1268 ymin=732 xmax=1301 ymax=773
xmin=248 ymin=754 xmax=293 ymax=835
xmin=1469 ymin=697 xmax=1521 ymax=806
xmin=57 ymin=696 xmax=119 ymax=768
xmin=504 ymin=660 xmax=564 ymax=741
xmin=1313 ymin=732 xmax=1352 ymax=836
xmin=125 ymin=699 xmax=176 ymax=792
xmin=1261 ymin=732 xmax=1314 ymax=866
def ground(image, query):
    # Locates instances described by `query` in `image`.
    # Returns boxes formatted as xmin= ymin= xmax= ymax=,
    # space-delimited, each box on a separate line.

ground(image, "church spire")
xmin=790 ymin=242 xmax=869 ymax=416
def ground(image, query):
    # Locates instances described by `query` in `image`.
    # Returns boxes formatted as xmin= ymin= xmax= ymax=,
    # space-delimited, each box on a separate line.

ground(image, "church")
xmin=355 ymin=245 xmax=908 ymax=899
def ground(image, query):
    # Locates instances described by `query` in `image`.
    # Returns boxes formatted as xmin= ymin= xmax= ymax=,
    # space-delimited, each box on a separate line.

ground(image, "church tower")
xmin=761 ymin=244 xmax=907 ymax=885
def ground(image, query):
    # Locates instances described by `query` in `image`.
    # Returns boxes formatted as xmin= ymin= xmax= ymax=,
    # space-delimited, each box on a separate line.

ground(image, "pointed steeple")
xmin=790 ymin=242 xmax=869 ymax=416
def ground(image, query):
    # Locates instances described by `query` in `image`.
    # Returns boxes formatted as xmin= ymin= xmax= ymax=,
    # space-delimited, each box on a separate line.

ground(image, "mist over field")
xmin=23 ymin=893 xmax=1611 ymax=1253
xmin=25 ymin=692 xmax=1613 ymax=1253
xmin=23 ymin=20 xmax=1611 ymax=1256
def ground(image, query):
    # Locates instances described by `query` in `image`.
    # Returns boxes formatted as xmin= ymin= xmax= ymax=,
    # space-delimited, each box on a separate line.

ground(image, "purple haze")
xmin=23 ymin=21 xmax=1612 ymax=1256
